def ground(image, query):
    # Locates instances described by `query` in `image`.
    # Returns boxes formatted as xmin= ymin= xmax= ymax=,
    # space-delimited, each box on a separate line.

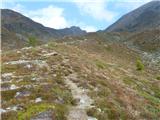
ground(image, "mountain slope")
xmin=1 ymin=41 xmax=160 ymax=120
xmin=1 ymin=1 xmax=160 ymax=119
xmin=1 ymin=9 xmax=86 ymax=49
xmin=126 ymin=28 xmax=160 ymax=51
xmin=106 ymin=1 xmax=160 ymax=32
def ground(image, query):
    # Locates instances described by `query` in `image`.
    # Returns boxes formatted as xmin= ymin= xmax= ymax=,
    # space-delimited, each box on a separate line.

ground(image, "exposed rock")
xmin=43 ymin=52 xmax=58 ymax=57
xmin=30 ymin=110 xmax=54 ymax=120
xmin=22 ymin=47 xmax=32 ymax=50
xmin=67 ymin=108 xmax=88 ymax=120
xmin=10 ymin=84 xmax=18 ymax=90
xmin=35 ymin=97 xmax=42 ymax=103
xmin=25 ymin=64 xmax=32 ymax=69
xmin=15 ymin=91 xmax=31 ymax=98
xmin=88 ymin=116 xmax=98 ymax=120
xmin=31 ymin=77 xmax=37 ymax=81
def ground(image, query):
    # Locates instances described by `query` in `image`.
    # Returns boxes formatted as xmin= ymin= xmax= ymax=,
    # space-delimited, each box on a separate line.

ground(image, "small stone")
xmin=25 ymin=64 xmax=32 ymax=69
xmin=97 ymin=108 xmax=101 ymax=112
xmin=10 ymin=84 xmax=18 ymax=90
xmin=22 ymin=47 xmax=32 ymax=50
xmin=15 ymin=91 xmax=30 ymax=98
xmin=31 ymin=77 xmax=36 ymax=81
xmin=35 ymin=97 xmax=42 ymax=103
xmin=30 ymin=110 xmax=54 ymax=120
xmin=80 ymin=99 xmax=85 ymax=104
xmin=53 ymin=74 xmax=57 ymax=77
xmin=15 ymin=92 xmax=21 ymax=97
xmin=6 ymin=107 xmax=11 ymax=110
xmin=88 ymin=116 xmax=98 ymax=120
xmin=16 ymin=51 xmax=21 ymax=54
xmin=43 ymin=52 xmax=58 ymax=57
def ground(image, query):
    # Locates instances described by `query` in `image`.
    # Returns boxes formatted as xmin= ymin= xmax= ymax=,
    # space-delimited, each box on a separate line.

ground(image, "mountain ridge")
xmin=105 ymin=1 xmax=160 ymax=32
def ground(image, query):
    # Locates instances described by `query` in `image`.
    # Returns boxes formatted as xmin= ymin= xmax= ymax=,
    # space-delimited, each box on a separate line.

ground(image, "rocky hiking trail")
xmin=1 ymin=46 xmax=97 ymax=120
xmin=65 ymin=73 xmax=97 ymax=120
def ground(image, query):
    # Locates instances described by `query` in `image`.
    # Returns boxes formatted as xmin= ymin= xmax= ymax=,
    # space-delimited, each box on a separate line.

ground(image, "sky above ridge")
xmin=2 ymin=0 xmax=153 ymax=32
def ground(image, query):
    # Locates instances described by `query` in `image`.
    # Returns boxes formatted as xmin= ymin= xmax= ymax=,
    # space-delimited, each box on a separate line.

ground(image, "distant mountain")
xmin=1 ymin=9 xmax=86 ymax=49
xmin=106 ymin=1 xmax=160 ymax=32
xmin=103 ymin=1 xmax=160 ymax=58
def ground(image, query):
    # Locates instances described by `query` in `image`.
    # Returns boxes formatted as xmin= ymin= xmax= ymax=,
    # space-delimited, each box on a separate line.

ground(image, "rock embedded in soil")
xmin=30 ymin=110 xmax=54 ymax=120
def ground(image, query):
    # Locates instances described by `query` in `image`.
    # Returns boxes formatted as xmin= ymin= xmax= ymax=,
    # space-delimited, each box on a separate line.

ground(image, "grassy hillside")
xmin=1 ymin=39 xmax=160 ymax=119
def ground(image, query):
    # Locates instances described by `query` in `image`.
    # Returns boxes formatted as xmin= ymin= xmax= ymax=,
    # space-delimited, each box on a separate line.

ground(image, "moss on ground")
xmin=18 ymin=103 xmax=55 ymax=120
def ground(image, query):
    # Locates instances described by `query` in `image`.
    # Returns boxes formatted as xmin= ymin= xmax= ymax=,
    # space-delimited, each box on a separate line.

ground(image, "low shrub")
xmin=136 ymin=59 xmax=144 ymax=71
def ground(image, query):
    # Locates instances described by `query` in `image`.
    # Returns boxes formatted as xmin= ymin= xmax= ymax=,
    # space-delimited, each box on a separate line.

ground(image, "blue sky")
xmin=2 ymin=0 xmax=152 ymax=32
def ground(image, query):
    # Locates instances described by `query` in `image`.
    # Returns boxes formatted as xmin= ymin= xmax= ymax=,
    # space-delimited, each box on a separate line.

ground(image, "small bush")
xmin=87 ymin=108 xmax=97 ymax=117
xmin=136 ymin=59 xmax=144 ymax=71
xmin=95 ymin=60 xmax=108 ymax=69
xmin=28 ymin=36 xmax=37 ymax=47
xmin=156 ymin=76 xmax=160 ymax=80
xmin=54 ymin=104 xmax=67 ymax=120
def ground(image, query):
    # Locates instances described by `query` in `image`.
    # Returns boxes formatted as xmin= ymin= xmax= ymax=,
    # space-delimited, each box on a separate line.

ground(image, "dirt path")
xmin=64 ymin=73 xmax=97 ymax=120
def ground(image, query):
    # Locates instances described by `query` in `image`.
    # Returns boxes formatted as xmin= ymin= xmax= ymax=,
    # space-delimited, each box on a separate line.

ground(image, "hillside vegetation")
xmin=1 ymin=40 xmax=160 ymax=120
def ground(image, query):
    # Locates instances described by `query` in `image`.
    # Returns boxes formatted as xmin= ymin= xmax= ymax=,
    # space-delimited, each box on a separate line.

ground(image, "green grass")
xmin=146 ymin=104 xmax=160 ymax=115
xmin=95 ymin=59 xmax=108 ymax=69
xmin=18 ymin=103 xmax=55 ymax=120
xmin=28 ymin=36 xmax=37 ymax=47
xmin=139 ymin=92 xmax=160 ymax=104
xmin=150 ymin=85 xmax=160 ymax=99
xmin=17 ymin=103 xmax=67 ymax=120
xmin=52 ymin=86 xmax=74 ymax=104
xmin=156 ymin=76 xmax=160 ymax=80
xmin=97 ymin=87 xmax=111 ymax=97
xmin=122 ymin=76 xmax=138 ymax=87
xmin=54 ymin=104 xmax=68 ymax=120
xmin=136 ymin=59 xmax=144 ymax=71
xmin=93 ymin=98 xmax=123 ymax=120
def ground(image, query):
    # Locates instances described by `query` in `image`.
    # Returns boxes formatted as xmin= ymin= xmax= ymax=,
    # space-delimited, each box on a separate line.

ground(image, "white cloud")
xmin=28 ymin=5 xmax=69 ymax=29
xmin=5 ymin=0 xmax=154 ymax=31
xmin=83 ymin=26 xmax=97 ymax=32
xmin=9 ymin=3 xmax=97 ymax=31
xmin=73 ymin=0 xmax=153 ymax=22
xmin=12 ymin=4 xmax=70 ymax=29
xmin=74 ymin=0 xmax=117 ymax=22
